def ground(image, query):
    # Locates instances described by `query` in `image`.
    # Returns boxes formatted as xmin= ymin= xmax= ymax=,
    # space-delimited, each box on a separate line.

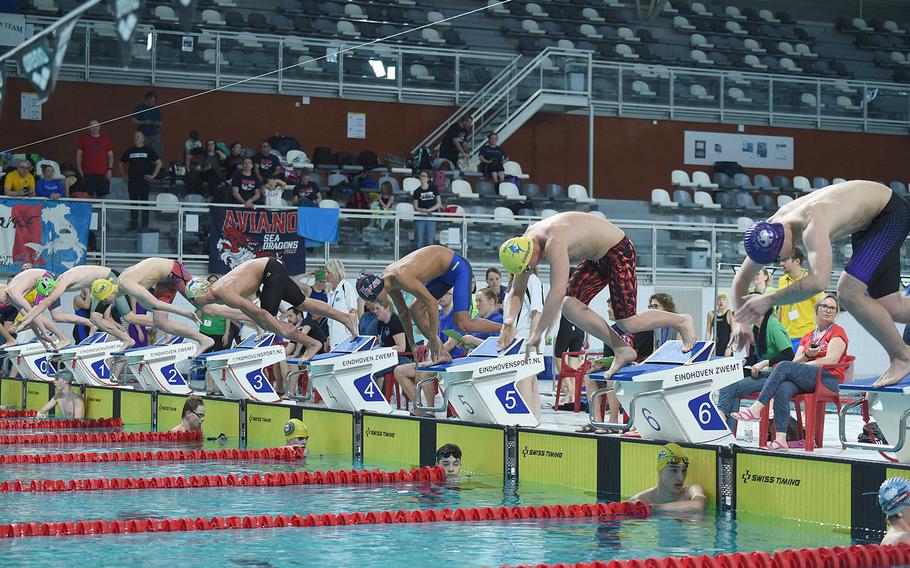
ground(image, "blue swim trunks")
xmin=425 ymin=253 xmax=473 ymax=314
xmin=845 ymin=190 xmax=910 ymax=299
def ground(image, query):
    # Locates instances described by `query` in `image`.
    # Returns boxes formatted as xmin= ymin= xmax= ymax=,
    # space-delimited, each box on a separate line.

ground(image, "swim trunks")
xmin=566 ymin=236 xmax=637 ymax=320
xmin=152 ymin=261 xmax=193 ymax=304
xmin=260 ymin=257 xmax=306 ymax=315
xmin=845 ymin=190 xmax=910 ymax=299
xmin=424 ymin=252 xmax=472 ymax=314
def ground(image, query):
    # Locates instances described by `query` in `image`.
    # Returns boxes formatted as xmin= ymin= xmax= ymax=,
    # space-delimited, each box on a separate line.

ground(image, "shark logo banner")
xmin=0 ymin=199 xmax=91 ymax=273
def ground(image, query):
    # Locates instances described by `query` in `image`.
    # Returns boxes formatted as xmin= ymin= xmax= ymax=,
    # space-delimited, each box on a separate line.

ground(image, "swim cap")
xmin=499 ymin=237 xmax=535 ymax=274
xmin=284 ymin=418 xmax=309 ymax=441
xmin=185 ymin=277 xmax=211 ymax=300
xmin=657 ymin=443 xmax=689 ymax=472
xmin=880 ymin=477 xmax=910 ymax=517
xmin=356 ymin=272 xmax=384 ymax=301
xmin=90 ymin=278 xmax=117 ymax=302
xmin=314 ymin=268 xmax=326 ymax=282
xmin=35 ymin=276 xmax=56 ymax=297
xmin=743 ymin=221 xmax=785 ymax=265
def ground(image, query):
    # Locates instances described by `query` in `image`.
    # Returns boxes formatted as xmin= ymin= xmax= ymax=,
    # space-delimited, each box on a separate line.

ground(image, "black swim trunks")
xmin=845 ymin=190 xmax=910 ymax=299
xmin=260 ymin=257 xmax=306 ymax=315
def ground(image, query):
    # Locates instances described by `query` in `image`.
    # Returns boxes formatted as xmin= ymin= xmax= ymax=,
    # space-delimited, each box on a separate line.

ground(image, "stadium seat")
xmin=394 ymin=202 xmax=414 ymax=219
xmin=744 ymin=54 xmax=767 ymax=70
xmin=793 ymin=176 xmax=812 ymax=192
xmin=693 ymin=191 xmax=721 ymax=209
xmin=337 ymin=20 xmax=360 ymax=38
xmin=759 ymin=9 xmax=780 ymax=23
xmin=582 ymin=7 xmax=604 ymax=22
xmin=499 ymin=182 xmax=526 ymax=201
xmin=690 ymin=34 xmax=714 ymax=49
xmin=777 ymin=195 xmax=794 ymax=207
xmin=780 ymin=58 xmax=802 ymax=73
xmin=476 ymin=181 xmax=497 ymax=198
xmin=837 ymin=96 xmax=861 ymax=111
xmin=671 ymin=170 xmax=696 ymax=188
xmin=344 ymin=3 xmax=365 ymax=19
xmin=727 ymin=87 xmax=752 ymax=104
xmin=726 ymin=21 xmax=747 ymax=35
xmin=156 ymin=193 xmax=180 ymax=213
xmin=743 ymin=38 xmax=766 ymax=54
xmin=672 ymin=189 xmax=696 ymax=207
xmin=202 ymin=9 xmax=226 ymax=26
xmin=580 ymin=24 xmax=603 ymax=40
xmin=154 ymin=5 xmax=179 ymax=23
xmin=451 ymin=180 xmax=479 ymax=199
xmin=673 ymin=16 xmax=695 ymax=31
xmin=487 ymin=0 xmax=510 ymax=15
xmin=725 ymin=6 xmax=746 ymax=20
xmin=617 ymin=27 xmax=639 ymax=42
xmin=503 ymin=161 xmax=529 ymax=180
xmin=522 ymin=183 xmax=542 ymax=199
xmin=690 ymin=84 xmax=714 ymax=100
xmin=568 ymin=184 xmax=594 ymax=203
xmin=632 ymin=80 xmax=656 ymax=96
xmin=422 ymin=29 xmax=445 ymax=44
xmin=690 ymin=50 xmax=713 ymax=66
xmin=522 ymin=20 xmax=544 ymax=35
xmin=753 ymin=175 xmax=773 ymax=191
xmin=733 ymin=173 xmax=757 ymax=190
xmin=812 ymin=177 xmax=830 ymax=189
xmin=615 ymin=44 xmax=638 ymax=59
xmin=692 ymin=171 xmax=717 ymax=189
xmin=651 ymin=188 xmax=678 ymax=208
xmin=546 ymin=184 xmax=566 ymax=200
xmin=885 ymin=20 xmax=907 ymax=34
xmin=493 ymin=207 xmax=515 ymax=222
xmin=541 ymin=208 xmax=558 ymax=218
xmin=32 ymin=0 xmax=58 ymax=14
xmin=832 ymin=177 xmax=847 ymax=185
xmin=402 ymin=177 xmax=420 ymax=193
xmin=691 ymin=2 xmax=713 ymax=16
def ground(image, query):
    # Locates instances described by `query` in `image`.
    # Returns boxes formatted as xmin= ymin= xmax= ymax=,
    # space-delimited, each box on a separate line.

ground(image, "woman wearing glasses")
xmin=633 ymin=293 xmax=677 ymax=361
xmin=732 ymin=293 xmax=849 ymax=451
xmin=171 ymin=395 xmax=205 ymax=433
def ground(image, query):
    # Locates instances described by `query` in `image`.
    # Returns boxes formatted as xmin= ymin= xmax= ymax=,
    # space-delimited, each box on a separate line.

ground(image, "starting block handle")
xmin=284 ymin=369 xmax=313 ymax=402
xmin=587 ymin=386 xmax=662 ymax=432
xmin=838 ymin=397 xmax=910 ymax=453
xmin=415 ymin=374 xmax=447 ymax=413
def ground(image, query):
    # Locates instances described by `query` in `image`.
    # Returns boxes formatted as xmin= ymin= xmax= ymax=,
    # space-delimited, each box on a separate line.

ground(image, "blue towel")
xmin=298 ymin=207 xmax=339 ymax=247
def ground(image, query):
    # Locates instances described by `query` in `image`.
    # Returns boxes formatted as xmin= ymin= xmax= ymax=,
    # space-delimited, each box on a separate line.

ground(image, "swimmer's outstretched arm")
xmin=16 ymin=278 xmax=74 ymax=330
xmin=215 ymin=289 xmax=301 ymax=341
xmin=500 ymin=271 xmax=530 ymax=348
xmin=90 ymin=308 xmax=135 ymax=348
xmin=119 ymin=279 xmax=196 ymax=321
xmin=298 ymin=298 xmax=358 ymax=338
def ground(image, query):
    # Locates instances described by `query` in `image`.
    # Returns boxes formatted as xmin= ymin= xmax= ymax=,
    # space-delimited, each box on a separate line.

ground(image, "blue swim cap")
xmin=356 ymin=272 xmax=384 ymax=302
xmin=743 ymin=221 xmax=785 ymax=264
xmin=880 ymin=477 xmax=910 ymax=517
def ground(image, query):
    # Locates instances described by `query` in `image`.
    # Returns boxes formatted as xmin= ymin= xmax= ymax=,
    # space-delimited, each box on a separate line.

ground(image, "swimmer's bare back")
xmin=523 ymin=212 xmax=626 ymax=262
xmin=384 ymin=245 xmax=455 ymax=286
xmin=769 ymin=180 xmax=892 ymax=243
xmin=212 ymin=257 xmax=271 ymax=298
xmin=120 ymin=257 xmax=181 ymax=289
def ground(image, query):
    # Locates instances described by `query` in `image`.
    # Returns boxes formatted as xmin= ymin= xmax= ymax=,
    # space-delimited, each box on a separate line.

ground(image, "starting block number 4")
xmin=495 ymin=382 xmax=529 ymax=415
xmin=161 ymin=364 xmax=186 ymax=386
xmin=354 ymin=375 xmax=385 ymax=402
xmin=687 ymin=392 xmax=726 ymax=431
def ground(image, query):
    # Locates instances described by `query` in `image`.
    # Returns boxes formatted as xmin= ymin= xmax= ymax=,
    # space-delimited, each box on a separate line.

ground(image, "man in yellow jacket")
xmin=777 ymin=248 xmax=824 ymax=345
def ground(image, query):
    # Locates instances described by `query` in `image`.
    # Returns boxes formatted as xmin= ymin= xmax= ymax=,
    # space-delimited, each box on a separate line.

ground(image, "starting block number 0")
xmin=35 ymin=357 xmax=54 ymax=376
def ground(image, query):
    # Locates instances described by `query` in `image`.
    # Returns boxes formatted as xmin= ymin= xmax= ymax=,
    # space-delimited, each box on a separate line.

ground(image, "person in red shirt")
xmin=76 ymin=119 xmax=114 ymax=198
xmin=732 ymin=293 xmax=848 ymax=450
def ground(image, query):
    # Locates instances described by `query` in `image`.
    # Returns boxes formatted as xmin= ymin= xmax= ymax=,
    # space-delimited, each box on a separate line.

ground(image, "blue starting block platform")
xmin=2 ymin=338 xmax=56 ymax=382
xmin=839 ymin=374 xmax=910 ymax=463
xmin=291 ymin=336 xmax=398 ymax=413
xmin=416 ymin=337 xmax=542 ymax=427
xmin=114 ymin=336 xmax=195 ymax=395
xmin=589 ymin=340 xmax=743 ymax=444
xmin=194 ymin=333 xmax=286 ymax=403
xmin=51 ymin=332 xmax=126 ymax=388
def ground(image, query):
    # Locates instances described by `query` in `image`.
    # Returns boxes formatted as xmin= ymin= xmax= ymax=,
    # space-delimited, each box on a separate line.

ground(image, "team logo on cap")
xmin=757 ymin=228 xmax=775 ymax=248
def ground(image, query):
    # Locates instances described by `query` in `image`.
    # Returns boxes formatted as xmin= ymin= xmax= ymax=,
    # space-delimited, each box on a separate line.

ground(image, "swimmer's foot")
xmin=427 ymin=352 xmax=453 ymax=367
xmin=677 ymin=314 xmax=697 ymax=352
xmin=601 ymin=345 xmax=636 ymax=380
xmin=301 ymin=345 xmax=320 ymax=361
xmin=873 ymin=356 xmax=910 ymax=388
xmin=195 ymin=335 xmax=215 ymax=357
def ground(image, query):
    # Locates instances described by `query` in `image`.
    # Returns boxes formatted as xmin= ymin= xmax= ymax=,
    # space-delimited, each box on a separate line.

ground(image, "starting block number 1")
xmin=90 ymin=360 xmax=111 ymax=379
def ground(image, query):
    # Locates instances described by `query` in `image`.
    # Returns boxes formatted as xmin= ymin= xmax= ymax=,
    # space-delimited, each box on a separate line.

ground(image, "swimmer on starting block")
xmin=186 ymin=257 xmax=358 ymax=357
xmin=499 ymin=212 xmax=696 ymax=379
xmin=630 ymin=443 xmax=706 ymax=514
xmin=734 ymin=180 xmax=910 ymax=387
xmin=355 ymin=246 xmax=502 ymax=364
xmin=6 ymin=269 xmax=86 ymax=349
xmin=880 ymin=477 xmax=910 ymax=545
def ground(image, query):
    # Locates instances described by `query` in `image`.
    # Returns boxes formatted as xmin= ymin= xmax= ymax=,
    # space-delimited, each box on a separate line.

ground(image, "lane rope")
xmin=0 ymin=430 xmax=201 ymax=445
xmin=0 ymin=418 xmax=123 ymax=429
xmin=0 ymin=446 xmax=304 ymax=465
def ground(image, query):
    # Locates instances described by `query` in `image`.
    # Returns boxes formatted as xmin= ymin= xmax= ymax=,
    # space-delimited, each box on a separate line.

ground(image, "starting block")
xmin=294 ymin=336 xmax=398 ymax=413
xmin=839 ymin=375 xmax=910 ymax=463
xmin=589 ymin=341 xmax=743 ymax=444
xmin=2 ymin=339 xmax=56 ymax=382
xmin=418 ymin=337 xmax=542 ymax=427
xmin=114 ymin=336 xmax=196 ymax=395
xmin=194 ymin=333 xmax=286 ymax=403
xmin=52 ymin=332 xmax=125 ymax=388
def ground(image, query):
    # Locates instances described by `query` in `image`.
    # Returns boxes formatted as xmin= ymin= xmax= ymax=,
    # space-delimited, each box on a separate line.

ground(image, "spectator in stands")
xmin=293 ymin=169 xmax=321 ymax=206
xmin=254 ymin=141 xmax=279 ymax=180
xmin=35 ymin=164 xmax=66 ymax=200
xmin=132 ymin=91 xmax=164 ymax=163
xmin=374 ymin=297 xmax=408 ymax=356
xmin=308 ymin=267 xmax=330 ymax=337
xmin=478 ymin=132 xmax=507 ymax=183
xmin=61 ymin=163 xmax=88 ymax=198
xmin=359 ymin=300 xmax=378 ymax=336
xmin=777 ymin=248 xmax=823 ymax=345
xmin=198 ymin=275 xmax=233 ymax=352
xmin=198 ymin=139 xmax=225 ymax=198
xmin=378 ymin=181 xmax=394 ymax=211
xmin=35 ymin=374 xmax=84 ymax=419
xmin=717 ymin=292 xmax=795 ymax=429
xmin=436 ymin=443 xmax=462 ymax=478
xmin=439 ymin=116 xmax=471 ymax=168
xmin=325 ymin=259 xmax=359 ymax=349
xmin=284 ymin=418 xmax=309 ymax=454
xmin=412 ymin=170 xmax=442 ymax=249
xmin=705 ymin=292 xmax=734 ymax=356
xmin=633 ymin=293 xmax=677 ymax=361
xmin=880 ymin=477 xmax=910 ymax=545
xmin=553 ymin=312 xmax=586 ymax=411
xmin=262 ymin=174 xmax=289 ymax=207
xmin=184 ymin=130 xmax=202 ymax=166
xmin=171 ymin=395 xmax=205 ymax=432
xmin=76 ymin=119 xmax=113 ymax=198
xmin=4 ymin=160 xmax=34 ymax=197
xmin=230 ymin=157 xmax=262 ymax=208
xmin=630 ymin=443 xmax=707 ymax=513
xmin=461 ymin=288 xmax=505 ymax=347
xmin=732 ymin=293 xmax=848 ymax=450
xmin=749 ymin=267 xmax=777 ymax=295
xmin=485 ymin=267 xmax=506 ymax=306
xmin=223 ymin=142 xmax=245 ymax=179
xmin=119 ymin=131 xmax=162 ymax=230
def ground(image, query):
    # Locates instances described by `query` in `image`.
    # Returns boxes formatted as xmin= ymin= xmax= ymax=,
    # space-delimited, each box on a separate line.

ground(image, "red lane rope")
xmin=0 ymin=502 xmax=650 ymax=539
xmin=0 ymin=466 xmax=446 ymax=493
xmin=0 ymin=418 xmax=123 ymax=429
xmin=509 ymin=542 xmax=910 ymax=568
xmin=0 ymin=446 xmax=303 ymax=465
xmin=0 ymin=430 xmax=201 ymax=445
xmin=0 ymin=410 xmax=36 ymax=418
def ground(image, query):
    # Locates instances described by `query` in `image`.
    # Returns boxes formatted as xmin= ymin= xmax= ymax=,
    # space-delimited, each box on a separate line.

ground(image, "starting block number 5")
xmin=495 ymin=382 xmax=529 ymax=415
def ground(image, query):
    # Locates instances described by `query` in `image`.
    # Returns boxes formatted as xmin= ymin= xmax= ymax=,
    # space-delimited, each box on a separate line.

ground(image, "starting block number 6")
xmin=687 ymin=392 xmax=727 ymax=431
xmin=641 ymin=407 xmax=661 ymax=431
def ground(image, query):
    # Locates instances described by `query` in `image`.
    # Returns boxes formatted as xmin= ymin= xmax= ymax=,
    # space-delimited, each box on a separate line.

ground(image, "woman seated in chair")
xmin=732 ymin=293 xmax=849 ymax=451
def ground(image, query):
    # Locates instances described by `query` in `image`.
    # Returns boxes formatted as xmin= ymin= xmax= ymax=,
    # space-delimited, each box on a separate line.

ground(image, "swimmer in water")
xmin=35 ymin=375 xmax=85 ymax=419
xmin=284 ymin=418 xmax=309 ymax=457
xmin=498 ymin=212 xmax=696 ymax=379
xmin=733 ymin=180 xmax=910 ymax=387
xmin=880 ymin=477 xmax=910 ymax=545
xmin=436 ymin=443 xmax=462 ymax=478
xmin=171 ymin=395 xmax=205 ymax=433
xmin=630 ymin=443 xmax=706 ymax=513
xmin=356 ymin=246 xmax=502 ymax=365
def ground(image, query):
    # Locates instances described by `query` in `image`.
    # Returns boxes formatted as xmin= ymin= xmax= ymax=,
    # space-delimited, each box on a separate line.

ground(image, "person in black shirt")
xmin=374 ymin=298 xmax=407 ymax=352
xmin=293 ymin=169 xmax=321 ymax=206
xmin=223 ymin=142 xmax=245 ymax=179
xmin=478 ymin=133 xmax=507 ymax=183
xmin=412 ymin=171 xmax=442 ymax=249
xmin=230 ymin=157 xmax=261 ymax=208
xmin=438 ymin=116 xmax=471 ymax=167
xmin=254 ymin=141 xmax=279 ymax=180
xmin=119 ymin=131 xmax=162 ymax=230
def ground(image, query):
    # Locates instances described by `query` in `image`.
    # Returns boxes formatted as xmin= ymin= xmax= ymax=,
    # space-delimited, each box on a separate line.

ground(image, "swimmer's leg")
xmin=615 ymin=309 xmax=696 ymax=352
xmin=151 ymin=310 xmax=214 ymax=357
xmin=562 ymin=297 xmax=636 ymax=380
xmin=515 ymin=374 xmax=540 ymax=420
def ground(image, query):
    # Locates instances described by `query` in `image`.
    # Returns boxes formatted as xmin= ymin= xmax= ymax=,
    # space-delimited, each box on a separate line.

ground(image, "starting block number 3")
xmin=245 ymin=369 xmax=274 ymax=394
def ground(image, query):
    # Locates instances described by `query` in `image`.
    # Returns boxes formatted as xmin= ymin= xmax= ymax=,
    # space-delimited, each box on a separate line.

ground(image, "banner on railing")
xmin=0 ymin=199 xmax=91 ymax=274
xmin=208 ymin=207 xmax=306 ymax=275
xmin=684 ymin=130 xmax=794 ymax=170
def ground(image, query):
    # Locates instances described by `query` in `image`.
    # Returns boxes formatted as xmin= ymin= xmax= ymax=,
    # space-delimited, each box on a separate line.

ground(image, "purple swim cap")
xmin=743 ymin=221 xmax=785 ymax=264
xmin=356 ymin=272 xmax=384 ymax=302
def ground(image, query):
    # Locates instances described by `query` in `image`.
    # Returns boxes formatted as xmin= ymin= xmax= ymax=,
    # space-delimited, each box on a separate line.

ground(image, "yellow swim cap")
xmin=657 ymin=443 xmax=689 ymax=472
xmin=499 ymin=237 xmax=535 ymax=274
xmin=91 ymin=278 xmax=117 ymax=303
xmin=284 ymin=418 xmax=309 ymax=441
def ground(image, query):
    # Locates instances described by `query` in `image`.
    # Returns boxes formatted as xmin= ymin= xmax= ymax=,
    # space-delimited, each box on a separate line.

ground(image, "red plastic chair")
xmin=382 ymin=351 xmax=413 ymax=410
xmin=554 ymin=351 xmax=604 ymax=413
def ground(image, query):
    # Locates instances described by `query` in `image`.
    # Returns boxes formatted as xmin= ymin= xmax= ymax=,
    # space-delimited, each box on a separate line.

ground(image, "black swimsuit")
xmin=259 ymin=258 xmax=306 ymax=315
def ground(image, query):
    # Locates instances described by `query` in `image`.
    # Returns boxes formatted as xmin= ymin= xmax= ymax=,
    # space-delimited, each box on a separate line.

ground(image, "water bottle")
xmin=744 ymin=426 xmax=753 ymax=443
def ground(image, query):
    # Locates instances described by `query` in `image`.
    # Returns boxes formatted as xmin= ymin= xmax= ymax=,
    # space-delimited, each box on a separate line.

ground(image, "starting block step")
xmin=2 ymin=340 xmax=56 ymax=382
xmin=302 ymin=336 xmax=398 ymax=414
xmin=839 ymin=373 xmax=910 ymax=463
xmin=52 ymin=333 xmax=125 ymax=388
